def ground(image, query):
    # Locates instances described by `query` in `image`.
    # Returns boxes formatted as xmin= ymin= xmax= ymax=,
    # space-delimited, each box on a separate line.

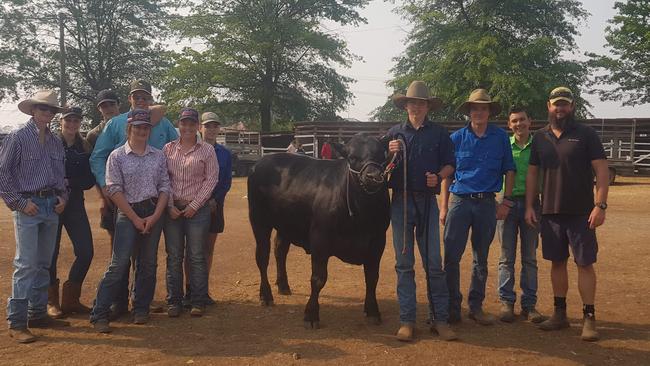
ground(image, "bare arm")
xmin=524 ymin=165 xmax=540 ymax=226
xmin=588 ymin=159 xmax=609 ymax=229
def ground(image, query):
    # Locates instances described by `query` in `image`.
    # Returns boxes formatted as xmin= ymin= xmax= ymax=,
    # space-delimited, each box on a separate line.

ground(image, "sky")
xmin=1 ymin=0 xmax=649 ymax=130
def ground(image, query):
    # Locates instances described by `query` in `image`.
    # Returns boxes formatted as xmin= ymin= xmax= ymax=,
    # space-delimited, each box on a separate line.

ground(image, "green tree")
xmin=588 ymin=0 xmax=650 ymax=106
xmin=162 ymin=0 xmax=367 ymax=132
xmin=373 ymin=0 xmax=590 ymax=121
xmin=0 ymin=0 xmax=175 ymax=124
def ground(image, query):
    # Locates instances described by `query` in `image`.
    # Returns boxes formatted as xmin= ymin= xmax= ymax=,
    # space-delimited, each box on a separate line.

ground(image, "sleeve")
xmin=213 ymin=148 xmax=232 ymax=203
xmin=586 ymin=127 xmax=607 ymax=161
xmin=105 ymin=151 xmax=124 ymax=196
xmin=529 ymin=135 xmax=541 ymax=166
xmin=53 ymin=143 xmax=69 ymax=202
xmin=501 ymin=132 xmax=516 ymax=173
xmin=440 ymin=128 xmax=456 ymax=168
xmin=0 ymin=133 xmax=28 ymax=211
xmin=167 ymin=119 xmax=179 ymax=142
xmin=90 ymin=119 xmax=116 ymax=187
xmin=189 ymin=145 xmax=219 ymax=211
xmin=156 ymin=152 xmax=172 ymax=197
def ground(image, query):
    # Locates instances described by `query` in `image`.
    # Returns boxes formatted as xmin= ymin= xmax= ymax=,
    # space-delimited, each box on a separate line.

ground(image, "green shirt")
xmin=507 ymin=134 xmax=532 ymax=197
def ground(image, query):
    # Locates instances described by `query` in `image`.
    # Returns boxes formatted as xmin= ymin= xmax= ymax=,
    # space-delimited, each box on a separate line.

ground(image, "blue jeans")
xmin=498 ymin=199 xmax=539 ymax=309
xmin=392 ymin=191 xmax=449 ymax=324
xmin=50 ymin=189 xmax=94 ymax=284
xmin=444 ymin=194 xmax=496 ymax=315
xmin=90 ymin=202 xmax=163 ymax=322
xmin=7 ymin=196 xmax=59 ymax=329
xmin=164 ymin=205 xmax=210 ymax=307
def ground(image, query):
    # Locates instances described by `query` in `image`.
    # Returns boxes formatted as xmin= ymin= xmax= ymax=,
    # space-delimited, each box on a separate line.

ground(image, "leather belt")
xmin=454 ymin=192 xmax=495 ymax=199
xmin=21 ymin=189 xmax=57 ymax=198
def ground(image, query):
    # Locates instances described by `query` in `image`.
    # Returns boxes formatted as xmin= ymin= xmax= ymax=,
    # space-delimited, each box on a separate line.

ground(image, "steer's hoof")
xmin=277 ymin=286 xmax=292 ymax=296
xmin=366 ymin=315 xmax=382 ymax=326
xmin=260 ymin=298 xmax=274 ymax=307
xmin=303 ymin=320 xmax=320 ymax=330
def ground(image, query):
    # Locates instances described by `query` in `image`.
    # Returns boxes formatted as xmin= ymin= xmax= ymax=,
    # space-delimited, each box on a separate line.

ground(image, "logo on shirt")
xmin=568 ymin=138 xmax=580 ymax=142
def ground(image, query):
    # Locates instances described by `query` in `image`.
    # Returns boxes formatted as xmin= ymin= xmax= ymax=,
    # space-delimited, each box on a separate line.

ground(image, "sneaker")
xmin=93 ymin=319 xmax=112 ymax=333
xmin=28 ymin=316 xmax=70 ymax=328
xmin=8 ymin=328 xmax=37 ymax=343
xmin=539 ymin=309 xmax=570 ymax=331
xmin=468 ymin=309 xmax=496 ymax=326
xmin=167 ymin=306 xmax=182 ymax=318
xmin=396 ymin=324 xmax=414 ymax=342
xmin=431 ymin=321 xmax=458 ymax=341
xmin=133 ymin=313 xmax=149 ymax=325
xmin=499 ymin=302 xmax=516 ymax=323
xmin=190 ymin=306 xmax=204 ymax=317
xmin=521 ymin=308 xmax=547 ymax=324
xmin=581 ymin=316 xmax=599 ymax=342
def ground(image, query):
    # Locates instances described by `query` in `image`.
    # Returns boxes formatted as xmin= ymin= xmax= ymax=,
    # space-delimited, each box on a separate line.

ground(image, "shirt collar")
xmin=402 ymin=118 xmax=432 ymax=131
xmin=466 ymin=122 xmax=497 ymax=138
xmin=125 ymin=141 xmax=153 ymax=156
xmin=510 ymin=134 xmax=532 ymax=149
xmin=173 ymin=138 xmax=201 ymax=153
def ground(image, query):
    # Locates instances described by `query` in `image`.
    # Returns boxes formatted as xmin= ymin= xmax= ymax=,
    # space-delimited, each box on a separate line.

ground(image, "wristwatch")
xmin=595 ymin=202 xmax=608 ymax=210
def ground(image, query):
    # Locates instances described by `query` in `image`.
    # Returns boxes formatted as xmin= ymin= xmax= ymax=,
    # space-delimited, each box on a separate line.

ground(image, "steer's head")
xmin=332 ymin=135 xmax=387 ymax=193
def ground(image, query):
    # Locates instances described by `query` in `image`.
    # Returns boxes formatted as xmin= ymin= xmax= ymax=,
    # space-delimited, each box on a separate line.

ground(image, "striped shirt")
xmin=0 ymin=119 xmax=67 ymax=211
xmin=164 ymin=139 xmax=218 ymax=211
xmin=105 ymin=142 xmax=171 ymax=203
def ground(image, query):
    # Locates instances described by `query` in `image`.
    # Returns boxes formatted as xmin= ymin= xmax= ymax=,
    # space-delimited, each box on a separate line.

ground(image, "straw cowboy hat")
xmin=457 ymin=89 xmax=502 ymax=117
xmin=17 ymin=90 xmax=65 ymax=115
xmin=392 ymin=81 xmax=443 ymax=112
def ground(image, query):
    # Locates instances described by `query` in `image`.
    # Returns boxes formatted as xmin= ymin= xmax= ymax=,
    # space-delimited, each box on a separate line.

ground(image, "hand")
xmin=439 ymin=207 xmax=448 ymax=226
xmin=22 ymin=200 xmax=39 ymax=216
xmin=132 ymin=217 xmax=146 ymax=233
xmin=588 ymin=206 xmax=606 ymax=229
xmin=100 ymin=198 xmax=113 ymax=216
xmin=168 ymin=206 xmax=182 ymax=220
xmin=208 ymin=199 xmax=217 ymax=213
xmin=388 ymin=140 xmax=401 ymax=153
xmin=141 ymin=214 xmax=160 ymax=234
xmin=425 ymin=172 xmax=439 ymax=188
xmin=525 ymin=207 xmax=538 ymax=228
xmin=183 ymin=206 xmax=197 ymax=218
xmin=496 ymin=203 xmax=510 ymax=220
xmin=54 ymin=196 xmax=66 ymax=214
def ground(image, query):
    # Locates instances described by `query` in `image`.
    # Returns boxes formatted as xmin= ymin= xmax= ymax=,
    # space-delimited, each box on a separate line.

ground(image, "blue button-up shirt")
xmin=386 ymin=119 xmax=456 ymax=194
xmin=212 ymin=143 xmax=232 ymax=204
xmin=90 ymin=111 xmax=178 ymax=187
xmin=449 ymin=123 xmax=516 ymax=194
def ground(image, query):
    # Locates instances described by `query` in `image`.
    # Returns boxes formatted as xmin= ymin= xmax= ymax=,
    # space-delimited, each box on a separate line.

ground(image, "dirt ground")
xmin=0 ymin=176 xmax=648 ymax=365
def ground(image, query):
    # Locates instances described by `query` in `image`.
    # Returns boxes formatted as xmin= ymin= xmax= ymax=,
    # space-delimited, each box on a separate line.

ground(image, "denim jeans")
xmin=392 ymin=191 xmax=449 ymax=324
xmin=90 ymin=201 xmax=163 ymax=322
xmin=497 ymin=199 xmax=539 ymax=310
xmin=50 ymin=189 xmax=94 ymax=284
xmin=163 ymin=205 xmax=210 ymax=307
xmin=444 ymin=194 xmax=496 ymax=315
xmin=7 ymin=195 xmax=59 ymax=329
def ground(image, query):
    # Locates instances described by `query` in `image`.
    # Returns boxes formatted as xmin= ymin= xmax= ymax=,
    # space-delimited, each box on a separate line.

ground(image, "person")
xmin=183 ymin=112 xmax=232 ymax=307
xmin=47 ymin=107 xmax=96 ymax=319
xmin=320 ymin=138 xmax=333 ymax=159
xmin=163 ymin=108 xmax=218 ymax=317
xmin=496 ymin=106 xmax=545 ymax=323
xmin=525 ymin=87 xmax=609 ymax=342
xmin=90 ymin=109 xmax=170 ymax=333
xmin=386 ymin=81 xmax=457 ymax=342
xmin=441 ymin=88 xmax=516 ymax=326
xmin=286 ymin=139 xmax=298 ymax=154
xmin=90 ymin=80 xmax=177 ymax=320
xmin=0 ymin=90 xmax=69 ymax=343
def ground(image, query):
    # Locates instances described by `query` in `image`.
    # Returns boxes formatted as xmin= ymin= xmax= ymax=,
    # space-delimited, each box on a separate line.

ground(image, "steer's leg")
xmin=274 ymin=233 xmax=292 ymax=295
xmin=363 ymin=257 xmax=382 ymax=325
xmin=253 ymin=225 xmax=274 ymax=306
xmin=304 ymin=255 xmax=329 ymax=329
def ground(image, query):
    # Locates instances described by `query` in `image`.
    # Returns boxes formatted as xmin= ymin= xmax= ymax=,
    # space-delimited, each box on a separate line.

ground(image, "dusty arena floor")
xmin=0 ymin=177 xmax=648 ymax=365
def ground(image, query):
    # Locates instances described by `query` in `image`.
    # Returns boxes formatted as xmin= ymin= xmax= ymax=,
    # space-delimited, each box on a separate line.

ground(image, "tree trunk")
xmin=260 ymin=97 xmax=272 ymax=132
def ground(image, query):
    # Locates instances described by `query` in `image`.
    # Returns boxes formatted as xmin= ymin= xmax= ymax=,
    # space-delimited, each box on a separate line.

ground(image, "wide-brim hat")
xmin=392 ymin=81 xmax=443 ymax=112
xmin=458 ymin=89 xmax=502 ymax=117
xmin=17 ymin=90 xmax=65 ymax=116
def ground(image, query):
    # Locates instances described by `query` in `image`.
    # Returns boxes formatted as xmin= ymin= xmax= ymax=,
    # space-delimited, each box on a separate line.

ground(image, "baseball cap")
xmin=96 ymin=89 xmax=119 ymax=107
xmin=549 ymin=87 xmax=574 ymax=105
xmin=127 ymin=108 xmax=152 ymax=126
xmin=61 ymin=106 xmax=83 ymax=119
xmin=200 ymin=111 xmax=222 ymax=125
xmin=178 ymin=107 xmax=199 ymax=123
xmin=129 ymin=79 xmax=152 ymax=96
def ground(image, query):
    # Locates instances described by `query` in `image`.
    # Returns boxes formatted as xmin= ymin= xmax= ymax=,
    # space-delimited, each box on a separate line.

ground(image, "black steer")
xmin=248 ymin=135 xmax=390 ymax=328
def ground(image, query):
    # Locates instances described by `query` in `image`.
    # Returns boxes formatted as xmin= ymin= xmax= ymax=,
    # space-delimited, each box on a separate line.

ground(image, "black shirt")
xmin=529 ymin=120 xmax=606 ymax=215
xmin=62 ymin=138 xmax=96 ymax=191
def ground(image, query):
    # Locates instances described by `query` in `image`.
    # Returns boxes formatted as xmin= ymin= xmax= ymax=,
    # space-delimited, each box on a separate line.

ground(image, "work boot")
xmin=109 ymin=303 xmax=129 ymax=321
xmin=396 ymin=323 xmax=414 ymax=342
xmin=581 ymin=315 xmax=599 ymax=342
xmin=539 ymin=308 xmax=570 ymax=331
xmin=61 ymin=280 xmax=92 ymax=314
xmin=133 ymin=313 xmax=149 ymax=325
xmin=28 ymin=315 xmax=70 ymax=328
xmin=190 ymin=306 xmax=204 ymax=317
xmin=47 ymin=279 xmax=64 ymax=319
xmin=431 ymin=321 xmax=458 ymax=341
xmin=499 ymin=302 xmax=516 ymax=323
xmin=168 ymin=305 xmax=182 ymax=318
xmin=8 ymin=328 xmax=37 ymax=343
xmin=469 ymin=309 xmax=496 ymax=326
xmin=93 ymin=319 xmax=112 ymax=333
xmin=521 ymin=308 xmax=547 ymax=324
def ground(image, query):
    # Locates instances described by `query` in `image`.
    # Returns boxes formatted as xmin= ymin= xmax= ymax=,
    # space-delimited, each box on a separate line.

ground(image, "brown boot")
xmin=539 ymin=308 xmax=570 ymax=331
xmin=396 ymin=323 xmax=414 ymax=342
xmin=581 ymin=316 xmax=599 ymax=342
xmin=431 ymin=321 xmax=458 ymax=341
xmin=8 ymin=328 xmax=37 ymax=343
xmin=61 ymin=280 xmax=91 ymax=314
xmin=498 ymin=302 xmax=516 ymax=323
xmin=47 ymin=279 xmax=64 ymax=319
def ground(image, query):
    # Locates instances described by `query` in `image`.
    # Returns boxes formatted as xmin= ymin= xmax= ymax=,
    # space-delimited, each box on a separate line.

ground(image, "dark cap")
xmin=129 ymin=80 xmax=152 ymax=96
xmin=127 ymin=108 xmax=152 ymax=126
xmin=61 ymin=106 xmax=83 ymax=119
xmin=178 ymin=107 xmax=199 ymax=123
xmin=96 ymin=89 xmax=120 ymax=107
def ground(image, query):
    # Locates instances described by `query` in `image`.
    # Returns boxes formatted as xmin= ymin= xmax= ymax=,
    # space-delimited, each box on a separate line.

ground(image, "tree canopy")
xmin=372 ymin=0 xmax=591 ymax=121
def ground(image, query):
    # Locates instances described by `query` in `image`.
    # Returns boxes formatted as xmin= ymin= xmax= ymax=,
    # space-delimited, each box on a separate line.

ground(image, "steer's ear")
xmin=331 ymin=142 xmax=347 ymax=158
